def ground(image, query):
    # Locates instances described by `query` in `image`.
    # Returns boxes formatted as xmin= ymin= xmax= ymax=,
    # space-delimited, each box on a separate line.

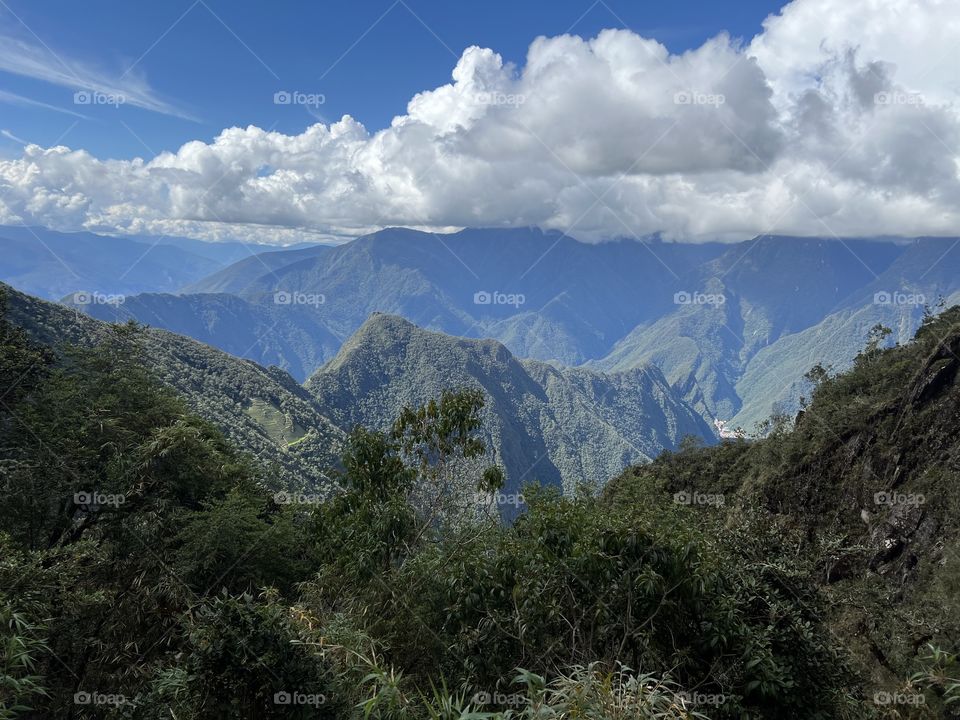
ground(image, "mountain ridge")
xmin=306 ymin=312 xmax=716 ymax=495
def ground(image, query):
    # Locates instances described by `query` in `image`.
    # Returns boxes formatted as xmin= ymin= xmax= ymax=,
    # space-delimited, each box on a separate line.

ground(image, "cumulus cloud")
xmin=1 ymin=0 xmax=959 ymax=243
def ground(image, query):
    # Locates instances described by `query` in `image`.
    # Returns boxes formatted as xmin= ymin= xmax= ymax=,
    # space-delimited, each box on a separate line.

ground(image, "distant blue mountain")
xmin=0 ymin=225 xmax=321 ymax=300
xmin=50 ymin=226 xmax=960 ymax=432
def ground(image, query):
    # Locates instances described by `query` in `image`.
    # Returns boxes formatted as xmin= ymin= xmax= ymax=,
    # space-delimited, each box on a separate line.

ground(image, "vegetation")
xmin=2 ymin=283 xmax=343 ymax=493
xmin=2 ymin=289 xmax=960 ymax=717
xmin=307 ymin=312 xmax=712 ymax=496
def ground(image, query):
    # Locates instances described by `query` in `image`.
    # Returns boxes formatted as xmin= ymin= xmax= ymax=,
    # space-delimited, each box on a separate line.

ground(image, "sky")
xmin=0 ymin=0 xmax=958 ymax=244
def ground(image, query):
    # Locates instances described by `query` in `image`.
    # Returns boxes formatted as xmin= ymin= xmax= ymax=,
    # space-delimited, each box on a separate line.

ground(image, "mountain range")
xmin=53 ymin=225 xmax=960 ymax=434
xmin=3 ymin=280 xmax=708 ymax=495
xmin=0 ymin=225 xmax=323 ymax=301
xmin=307 ymin=312 xmax=712 ymax=494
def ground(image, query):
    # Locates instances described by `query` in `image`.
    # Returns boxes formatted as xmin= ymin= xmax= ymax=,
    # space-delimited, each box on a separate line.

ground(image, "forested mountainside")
xmin=4 ymin=274 xmax=958 ymax=718
xmin=78 ymin=291 xmax=343 ymax=383
xmin=180 ymin=244 xmax=331 ymax=295
xmin=76 ymin=229 xmax=960 ymax=436
xmin=78 ymin=227 xmax=732 ymax=377
xmin=607 ymin=306 xmax=960 ymax=714
xmin=7 ymin=283 xmax=716 ymax=495
xmin=306 ymin=313 xmax=714 ymax=495
xmin=2 ymin=284 xmax=343 ymax=491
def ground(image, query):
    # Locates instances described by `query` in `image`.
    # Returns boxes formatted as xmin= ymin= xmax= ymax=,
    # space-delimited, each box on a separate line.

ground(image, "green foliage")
xmin=391 ymin=388 xmax=489 ymax=480
xmin=911 ymin=645 xmax=960 ymax=710
xmin=312 ymin=426 xmax=419 ymax=592
xmin=0 ymin=301 xmax=333 ymax=717
xmin=0 ymin=591 xmax=49 ymax=719
xmin=165 ymin=590 xmax=343 ymax=719
xmin=4 ymin=291 xmax=959 ymax=718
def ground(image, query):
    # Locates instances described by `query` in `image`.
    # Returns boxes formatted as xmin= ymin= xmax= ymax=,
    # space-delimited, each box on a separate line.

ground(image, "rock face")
xmin=907 ymin=335 xmax=960 ymax=407
xmin=306 ymin=314 xmax=716 ymax=494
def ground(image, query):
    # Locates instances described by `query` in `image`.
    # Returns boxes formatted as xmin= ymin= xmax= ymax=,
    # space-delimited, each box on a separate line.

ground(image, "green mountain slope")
xmin=77 ymin=291 xmax=343 ymax=382
xmin=179 ymin=244 xmax=330 ymax=294
xmin=596 ymin=236 xmax=919 ymax=421
xmin=306 ymin=313 xmax=715 ymax=495
xmin=2 ymin=283 xmax=343 ymax=491
xmin=730 ymin=237 xmax=960 ymax=429
xmin=606 ymin=305 xmax=960 ymax=706
xmin=103 ymin=227 xmax=729 ymax=374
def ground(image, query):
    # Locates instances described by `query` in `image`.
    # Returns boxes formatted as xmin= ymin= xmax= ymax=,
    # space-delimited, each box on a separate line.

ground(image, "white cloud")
xmin=1 ymin=0 xmax=959 ymax=243
xmin=0 ymin=89 xmax=88 ymax=120
xmin=0 ymin=28 xmax=194 ymax=119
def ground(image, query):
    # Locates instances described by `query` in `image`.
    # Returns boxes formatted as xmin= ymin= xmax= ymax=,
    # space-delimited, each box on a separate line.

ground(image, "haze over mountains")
xmin=45 ymin=224 xmax=960 ymax=435
xmin=2 ymin=277 xmax=709 ymax=496
xmin=0 ymin=225 xmax=320 ymax=301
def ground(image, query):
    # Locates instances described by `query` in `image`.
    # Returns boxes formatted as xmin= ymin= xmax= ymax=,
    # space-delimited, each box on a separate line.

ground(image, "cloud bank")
xmin=1 ymin=0 xmax=959 ymax=244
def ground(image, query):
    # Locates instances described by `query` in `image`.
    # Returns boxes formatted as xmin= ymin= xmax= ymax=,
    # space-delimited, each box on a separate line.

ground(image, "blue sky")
xmin=0 ymin=0 xmax=780 ymax=158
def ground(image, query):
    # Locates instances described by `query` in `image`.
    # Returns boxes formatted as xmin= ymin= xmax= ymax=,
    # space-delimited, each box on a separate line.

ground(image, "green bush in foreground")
xmin=12 ymin=294 xmax=960 ymax=718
